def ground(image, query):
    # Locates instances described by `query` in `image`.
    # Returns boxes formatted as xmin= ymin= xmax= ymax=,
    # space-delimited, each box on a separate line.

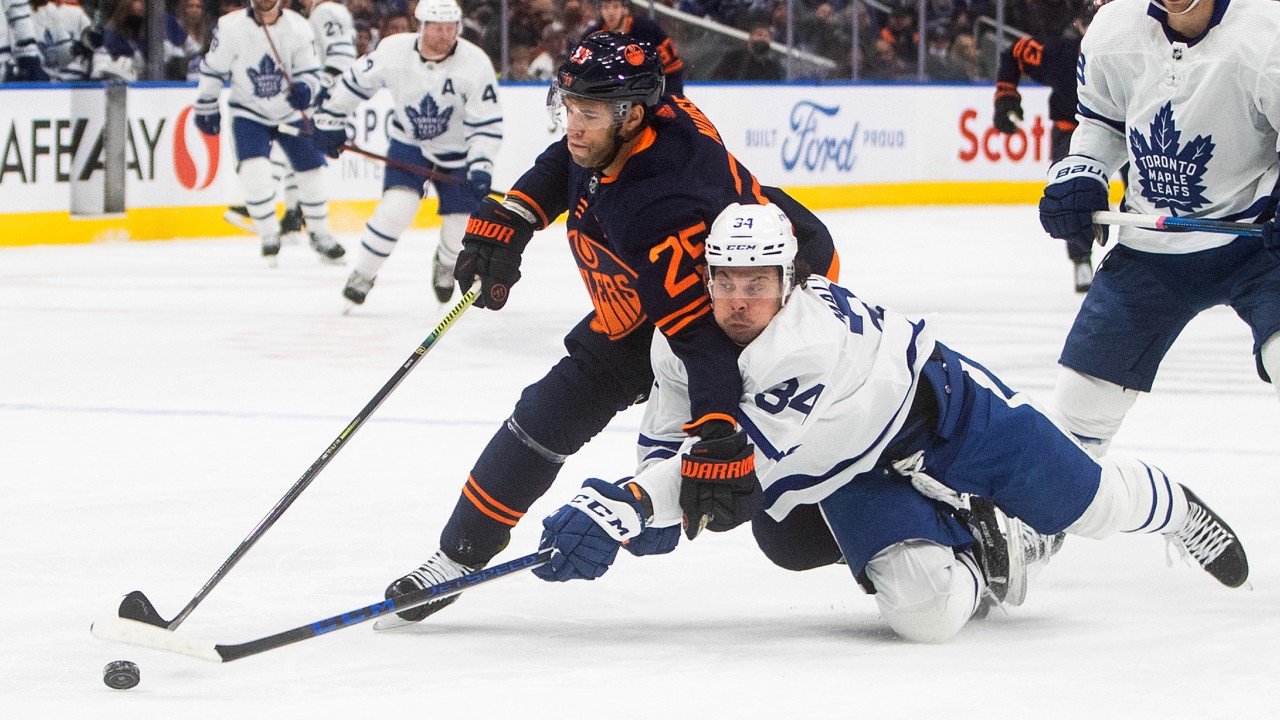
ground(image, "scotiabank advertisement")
xmin=0 ymin=83 xmax=1051 ymax=220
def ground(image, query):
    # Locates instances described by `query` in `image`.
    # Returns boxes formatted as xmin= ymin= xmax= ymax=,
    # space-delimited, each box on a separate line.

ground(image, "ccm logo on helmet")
xmin=624 ymin=44 xmax=645 ymax=65
xmin=725 ymin=244 xmax=760 ymax=250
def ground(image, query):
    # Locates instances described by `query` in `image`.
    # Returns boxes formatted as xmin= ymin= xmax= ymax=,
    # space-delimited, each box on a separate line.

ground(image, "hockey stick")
xmin=91 ymin=549 xmax=552 ymax=663
xmin=257 ymin=3 xmax=313 ymax=134
xmin=113 ymin=280 xmax=483 ymax=632
xmin=339 ymin=143 xmax=511 ymax=197
xmin=1093 ymin=211 xmax=1265 ymax=238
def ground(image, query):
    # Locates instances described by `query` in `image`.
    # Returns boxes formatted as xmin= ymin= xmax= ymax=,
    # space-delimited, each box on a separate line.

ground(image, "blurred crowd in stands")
xmin=1 ymin=0 xmax=1086 ymax=84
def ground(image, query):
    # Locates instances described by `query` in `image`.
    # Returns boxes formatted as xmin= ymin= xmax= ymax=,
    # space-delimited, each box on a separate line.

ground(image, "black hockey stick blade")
xmin=117 ymin=590 xmax=172 ymax=628
xmin=91 ymin=548 xmax=552 ymax=663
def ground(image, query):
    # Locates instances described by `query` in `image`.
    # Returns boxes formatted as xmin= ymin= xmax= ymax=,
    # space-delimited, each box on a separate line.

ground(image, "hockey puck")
xmin=103 ymin=660 xmax=140 ymax=690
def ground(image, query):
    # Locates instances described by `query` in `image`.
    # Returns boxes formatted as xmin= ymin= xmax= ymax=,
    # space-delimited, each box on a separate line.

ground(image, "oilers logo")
xmin=405 ymin=94 xmax=453 ymax=141
xmin=247 ymin=55 xmax=285 ymax=99
xmin=1129 ymin=102 xmax=1213 ymax=214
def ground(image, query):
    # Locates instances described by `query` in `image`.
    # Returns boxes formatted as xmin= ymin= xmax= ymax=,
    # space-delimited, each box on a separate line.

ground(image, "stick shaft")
xmin=162 ymin=282 xmax=481 ymax=629
xmin=1093 ymin=211 xmax=1264 ymax=237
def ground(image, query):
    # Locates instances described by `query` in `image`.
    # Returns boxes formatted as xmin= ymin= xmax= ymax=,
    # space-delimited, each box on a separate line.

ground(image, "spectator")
xmin=526 ymin=21 xmax=566 ymax=80
xmin=924 ymin=24 xmax=966 ymax=81
xmin=380 ymin=10 xmax=409 ymax=36
xmin=880 ymin=5 xmax=918 ymax=64
xmin=711 ymin=13 xmax=782 ymax=80
xmin=90 ymin=0 xmax=146 ymax=80
xmin=354 ymin=18 xmax=373 ymax=54
xmin=582 ymin=0 xmax=684 ymax=95
xmin=864 ymin=35 xmax=910 ymax=80
xmin=947 ymin=29 xmax=982 ymax=81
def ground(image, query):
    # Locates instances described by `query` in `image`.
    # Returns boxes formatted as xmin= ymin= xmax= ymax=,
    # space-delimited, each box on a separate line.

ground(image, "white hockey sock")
xmin=238 ymin=157 xmax=280 ymax=237
xmin=294 ymin=168 xmax=330 ymax=236
xmin=1066 ymin=456 xmax=1188 ymax=538
xmin=355 ymin=188 xmax=420 ymax=278
xmin=437 ymin=213 xmax=469 ymax=267
xmin=865 ymin=540 xmax=982 ymax=643
xmin=1049 ymin=367 xmax=1139 ymax=457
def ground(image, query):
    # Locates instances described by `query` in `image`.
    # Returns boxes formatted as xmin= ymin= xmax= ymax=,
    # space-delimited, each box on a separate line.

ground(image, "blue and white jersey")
xmin=31 ymin=1 xmax=90 ymax=81
xmin=631 ymin=276 xmax=936 ymax=524
xmin=319 ymin=34 xmax=502 ymax=173
xmin=1 ymin=0 xmax=40 ymax=69
xmin=196 ymin=8 xmax=322 ymax=126
xmin=308 ymin=0 xmax=355 ymax=80
xmin=1073 ymin=0 xmax=1280 ymax=253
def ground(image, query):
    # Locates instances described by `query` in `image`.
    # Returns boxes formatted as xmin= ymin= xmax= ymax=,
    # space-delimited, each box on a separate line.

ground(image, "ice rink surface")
xmin=3 ymin=206 xmax=1278 ymax=718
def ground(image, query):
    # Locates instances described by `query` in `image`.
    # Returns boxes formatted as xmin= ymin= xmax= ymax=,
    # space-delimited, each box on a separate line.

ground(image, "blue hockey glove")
xmin=454 ymin=197 xmax=536 ymax=310
xmin=534 ymin=478 xmax=648 ymax=582
xmin=194 ymin=98 xmax=221 ymax=136
xmin=14 ymin=55 xmax=49 ymax=82
xmin=679 ymin=420 xmax=762 ymax=540
xmin=1040 ymin=155 xmax=1110 ymax=249
xmin=466 ymin=168 xmax=492 ymax=199
xmin=624 ymin=523 xmax=680 ymax=557
xmin=287 ymin=81 xmax=312 ymax=110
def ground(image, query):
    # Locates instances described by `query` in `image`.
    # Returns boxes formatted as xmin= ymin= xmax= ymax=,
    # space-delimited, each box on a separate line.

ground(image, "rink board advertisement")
xmin=0 ymin=82 xmax=1053 ymax=245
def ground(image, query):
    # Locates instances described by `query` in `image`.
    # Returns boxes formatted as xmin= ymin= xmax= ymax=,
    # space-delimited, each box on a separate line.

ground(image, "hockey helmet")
xmin=416 ymin=0 xmax=461 ymax=24
xmin=704 ymin=203 xmax=798 ymax=301
xmin=547 ymin=32 xmax=665 ymax=131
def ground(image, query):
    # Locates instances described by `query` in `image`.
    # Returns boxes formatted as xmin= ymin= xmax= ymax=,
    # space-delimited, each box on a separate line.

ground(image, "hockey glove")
xmin=1261 ymin=218 xmax=1280 ymax=259
xmin=993 ymin=91 xmax=1023 ymax=135
xmin=194 ymin=98 xmax=221 ymax=136
xmin=14 ymin=55 xmax=49 ymax=82
xmin=679 ymin=420 xmax=762 ymax=540
xmin=1039 ymin=155 xmax=1110 ymax=249
xmin=287 ymin=81 xmax=312 ymax=110
xmin=534 ymin=478 xmax=648 ymax=582
xmin=466 ymin=168 xmax=492 ymax=199
xmin=454 ymin=197 xmax=536 ymax=310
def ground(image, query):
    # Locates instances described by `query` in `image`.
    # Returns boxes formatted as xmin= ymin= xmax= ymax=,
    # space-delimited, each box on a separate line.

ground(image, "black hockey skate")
xmin=1168 ymin=486 xmax=1249 ymax=588
xmin=342 ymin=270 xmax=375 ymax=305
xmin=381 ymin=550 xmax=481 ymax=626
xmin=432 ymin=248 xmax=455 ymax=303
xmin=309 ymin=232 xmax=346 ymax=263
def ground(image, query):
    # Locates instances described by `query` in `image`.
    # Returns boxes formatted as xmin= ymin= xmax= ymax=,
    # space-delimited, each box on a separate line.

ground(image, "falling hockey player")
xmin=532 ymin=202 xmax=1250 ymax=643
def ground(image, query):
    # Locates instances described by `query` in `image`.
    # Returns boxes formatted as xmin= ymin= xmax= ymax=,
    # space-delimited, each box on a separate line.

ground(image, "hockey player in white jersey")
xmin=1039 ymin=0 xmax=1280 ymax=455
xmin=312 ymin=0 xmax=502 ymax=307
xmin=2 ymin=0 xmax=50 ymax=81
xmin=194 ymin=0 xmax=345 ymax=264
xmin=29 ymin=0 xmax=91 ymax=81
xmin=533 ymin=202 xmax=1249 ymax=643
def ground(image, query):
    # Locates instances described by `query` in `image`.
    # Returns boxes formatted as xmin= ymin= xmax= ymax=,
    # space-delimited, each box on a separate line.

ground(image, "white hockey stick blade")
xmin=91 ymin=615 xmax=223 ymax=662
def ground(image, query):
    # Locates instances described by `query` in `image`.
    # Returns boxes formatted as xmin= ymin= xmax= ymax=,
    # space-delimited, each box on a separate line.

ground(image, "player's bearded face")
xmin=420 ymin=21 xmax=459 ymax=58
xmin=709 ymin=266 xmax=785 ymax=345
xmin=560 ymin=96 xmax=626 ymax=168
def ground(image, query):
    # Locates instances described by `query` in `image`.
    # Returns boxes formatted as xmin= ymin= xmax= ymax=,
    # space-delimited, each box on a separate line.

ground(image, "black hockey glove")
xmin=679 ymin=420 xmax=762 ymax=540
xmin=1039 ymin=155 xmax=1110 ymax=249
xmin=454 ymin=197 xmax=536 ymax=310
xmin=993 ymin=91 xmax=1023 ymax=135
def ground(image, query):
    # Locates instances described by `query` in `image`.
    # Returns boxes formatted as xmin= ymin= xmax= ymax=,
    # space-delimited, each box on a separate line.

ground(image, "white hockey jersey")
xmin=32 ymin=1 xmax=90 ymax=81
xmin=321 ymin=33 xmax=502 ymax=172
xmin=631 ymin=277 xmax=936 ymax=525
xmin=1073 ymin=0 xmax=1280 ymax=253
xmin=196 ymin=8 xmax=321 ymax=126
xmin=308 ymin=0 xmax=355 ymax=80
xmin=1 ymin=0 xmax=40 ymax=70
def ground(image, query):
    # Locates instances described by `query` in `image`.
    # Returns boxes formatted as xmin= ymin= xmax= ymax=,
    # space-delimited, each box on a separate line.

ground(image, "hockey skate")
xmin=1072 ymin=259 xmax=1093 ymax=293
xmin=966 ymin=496 xmax=1012 ymax=606
xmin=261 ymin=233 xmax=281 ymax=266
xmin=376 ymin=550 xmax=481 ymax=629
xmin=342 ymin=270 xmax=375 ymax=306
xmin=1166 ymin=486 xmax=1249 ymax=588
xmin=223 ymin=205 xmax=254 ymax=233
xmin=432 ymin=248 xmax=455 ymax=303
xmin=966 ymin=498 xmax=1062 ymax=609
xmin=308 ymin=231 xmax=346 ymax=264
xmin=280 ymin=204 xmax=306 ymax=245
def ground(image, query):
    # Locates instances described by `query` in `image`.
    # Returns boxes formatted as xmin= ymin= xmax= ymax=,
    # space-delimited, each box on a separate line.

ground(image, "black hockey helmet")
xmin=552 ymin=32 xmax=665 ymax=112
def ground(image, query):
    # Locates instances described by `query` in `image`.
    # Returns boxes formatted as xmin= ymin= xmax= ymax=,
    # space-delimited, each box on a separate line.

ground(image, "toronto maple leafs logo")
xmin=404 ymin=95 xmax=453 ymax=141
xmin=246 ymin=55 xmax=285 ymax=99
xmin=1129 ymin=102 xmax=1213 ymax=214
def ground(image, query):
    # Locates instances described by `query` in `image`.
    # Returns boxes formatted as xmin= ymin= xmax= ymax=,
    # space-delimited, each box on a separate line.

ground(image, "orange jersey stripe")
xmin=824 ymin=249 xmax=841 ymax=282
xmin=662 ymin=301 xmax=711 ymax=337
xmin=601 ymin=127 xmax=658 ymax=185
xmin=461 ymin=475 xmax=523 ymax=526
xmin=655 ymin=294 xmax=709 ymax=334
xmin=506 ymin=189 xmax=549 ymax=228
xmin=682 ymin=412 xmax=738 ymax=435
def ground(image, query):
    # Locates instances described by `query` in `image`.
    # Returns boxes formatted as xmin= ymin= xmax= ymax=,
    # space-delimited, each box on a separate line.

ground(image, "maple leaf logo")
xmin=1128 ymin=102 xmax=1214 ymax=214
xmin=246 ymin=55 xmax=285 ymax=99
xmin=404 ymin=94 xmax=452 ymax=141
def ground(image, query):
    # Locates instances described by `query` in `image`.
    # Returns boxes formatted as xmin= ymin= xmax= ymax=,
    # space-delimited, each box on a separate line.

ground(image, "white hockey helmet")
xmin=416 ymin=0 xmax=462 ymax=24
xmin=704 ymin=202 xmax=798 ymax=301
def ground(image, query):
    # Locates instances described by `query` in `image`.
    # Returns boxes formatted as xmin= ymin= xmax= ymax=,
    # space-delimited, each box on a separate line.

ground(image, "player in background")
xmin=313 ymin=0 xmax=501 ymax=307
xmin=2 ymin=0 xmax=50 ymax=81
xmin=532 ymin=203 xmax=1248 ymax=643
xmin=379 ymin=33 xmax=838 ymax=624
xmin=1038 ymin=0 xmax=1280 ymax=457
xmin=29 ymin=0 xmax=91 ymax=81
xmin=194 ymin=0 xmax=345 ymax=264
xmin=583 ymin=0 xmax=684 ymax=96
xmin=223 ymin=0 xmax=355 ymax=243
xmin=993 ymin=0 xmax=1095 ymax=293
